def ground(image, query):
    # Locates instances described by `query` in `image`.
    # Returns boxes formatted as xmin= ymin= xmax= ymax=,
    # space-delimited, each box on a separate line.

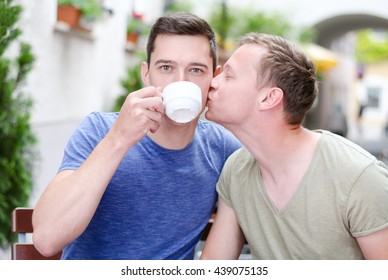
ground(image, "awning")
xmin=300 ymin=43 xmax=338 ymax=72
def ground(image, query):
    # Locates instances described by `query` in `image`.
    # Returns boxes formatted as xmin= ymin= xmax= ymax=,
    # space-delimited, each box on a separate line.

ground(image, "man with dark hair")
xmin=201 ymin=33 xmax=388 ymax=260
xmin=32 ymin=12 xmax=240 ymax=260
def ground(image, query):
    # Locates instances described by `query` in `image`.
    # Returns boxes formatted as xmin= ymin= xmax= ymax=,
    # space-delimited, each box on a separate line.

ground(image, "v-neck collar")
xmin=253 ymin=131 xmax=325 ymax=215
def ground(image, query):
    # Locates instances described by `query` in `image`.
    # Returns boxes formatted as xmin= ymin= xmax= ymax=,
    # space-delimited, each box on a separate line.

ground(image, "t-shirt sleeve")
xmin=347 ymin=160 xmax=388 ymax=237
xmin=58 ymin=112 xmax=107 ymax=172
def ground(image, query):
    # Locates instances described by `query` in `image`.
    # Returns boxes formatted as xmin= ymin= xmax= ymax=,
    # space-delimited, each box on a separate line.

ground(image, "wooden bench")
xmin=11 ymin=207 xmax=62 ymax=260
xmin=11 ymin=207 xmax=216 ymax=260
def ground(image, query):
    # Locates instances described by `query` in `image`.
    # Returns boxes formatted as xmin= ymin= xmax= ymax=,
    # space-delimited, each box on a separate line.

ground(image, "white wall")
xmin=18 ymin=0 xmax=135 ymax=123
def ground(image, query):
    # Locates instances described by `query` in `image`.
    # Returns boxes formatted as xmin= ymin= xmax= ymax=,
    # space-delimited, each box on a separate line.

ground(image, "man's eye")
xmin=191 ymin=68 xmax=204 ymax=74
xmin=161 ymin=65 xmax=172 ymax=71
xmin=223 ymin=71 xmax=233 ymax=80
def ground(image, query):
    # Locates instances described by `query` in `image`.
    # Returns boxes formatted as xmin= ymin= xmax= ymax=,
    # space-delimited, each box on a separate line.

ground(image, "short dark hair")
xmin=146 ymin=12 xmax=218 ymax=73
xmin=238 ymin=33 xmax=318 ymax=125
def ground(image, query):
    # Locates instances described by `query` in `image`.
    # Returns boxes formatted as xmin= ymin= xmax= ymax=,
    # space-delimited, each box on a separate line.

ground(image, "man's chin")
xmin=204 ymin=110 xmax=211 ymax=120
xmin=204 ymin=110 xmax=217 ymax=122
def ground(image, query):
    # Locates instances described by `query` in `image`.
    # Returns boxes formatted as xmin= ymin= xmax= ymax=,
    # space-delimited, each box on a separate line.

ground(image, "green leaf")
xmin=0 ymin=0 xmax=36 ymax=248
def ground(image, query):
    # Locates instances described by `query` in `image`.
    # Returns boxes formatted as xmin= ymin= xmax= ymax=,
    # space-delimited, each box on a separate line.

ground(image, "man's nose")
xmin=209 ymin=77 xmax=219 ymax=92
xmin=172 ymin=70 xmax=188 ymax=82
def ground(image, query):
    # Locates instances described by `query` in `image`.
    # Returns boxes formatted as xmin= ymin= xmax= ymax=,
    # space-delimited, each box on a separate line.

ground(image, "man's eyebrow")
xmin=223 ymin=63 xmax=233 ymax=73
xmin=154 ymin=60 xmax=209 ymax=69
xmin=190 ymin=62 xmax=209 ymax=69
xmin=154 ymin=59 xmax=175 ymax=65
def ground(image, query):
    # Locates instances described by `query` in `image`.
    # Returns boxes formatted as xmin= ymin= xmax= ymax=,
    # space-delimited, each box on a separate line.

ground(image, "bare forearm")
xmin=32 ymin=132 xmax=130 ymax=256
xmin=200 ymin=199 xmax=245 ymax=260
xmin=201 ymin=232 xmax=244 ymax=260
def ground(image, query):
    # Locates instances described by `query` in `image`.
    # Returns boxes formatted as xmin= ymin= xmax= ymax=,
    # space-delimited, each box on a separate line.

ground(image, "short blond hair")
xmin=238 ymin=33 xmax=318 ymax=125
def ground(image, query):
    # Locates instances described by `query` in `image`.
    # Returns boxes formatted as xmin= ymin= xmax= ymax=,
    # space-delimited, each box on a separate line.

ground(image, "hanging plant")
xmin=57 ymin=0 xmax=104 ymax=30
xmin=126 ymin=11 xmax=150 ymax=44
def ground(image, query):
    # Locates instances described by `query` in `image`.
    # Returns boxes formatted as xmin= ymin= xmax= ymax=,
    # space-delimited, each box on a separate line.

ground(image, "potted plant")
xmin=57 ymin=0 xmax=81 ymax=27
xmin=57 ymin=0 xmax=104 ymax=30
xmin=126 ymin=12 xmax=149 ymax=44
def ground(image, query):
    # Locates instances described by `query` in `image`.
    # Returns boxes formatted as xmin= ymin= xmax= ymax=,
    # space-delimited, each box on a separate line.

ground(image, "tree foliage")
xmin=356 ymin=29 xmax=388 ymax=63
xmin=164 ymin=0 xmax=193 ymax=14
xmin=0 ymin=0 xmax=36 ymax=247
xmin=209 ymin=2 xmax=316 ymax=49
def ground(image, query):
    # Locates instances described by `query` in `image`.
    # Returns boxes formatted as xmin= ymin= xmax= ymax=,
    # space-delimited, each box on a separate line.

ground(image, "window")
xmin=367 ymin=86 xmax=382 ymax=108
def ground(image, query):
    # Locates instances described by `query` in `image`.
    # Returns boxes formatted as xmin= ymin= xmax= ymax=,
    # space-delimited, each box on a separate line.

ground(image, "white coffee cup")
xmin=162 ymin=81 xmax=202 ymax=123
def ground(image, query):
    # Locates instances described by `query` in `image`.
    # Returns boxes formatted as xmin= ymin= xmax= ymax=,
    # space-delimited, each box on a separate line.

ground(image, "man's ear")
xmin=260 ymin=87 xmax=283 ymax=109
xmin=213 ymin=65 xmax=222 ymax=77
xmin=141 ymin=62 xmax=150 ymax=86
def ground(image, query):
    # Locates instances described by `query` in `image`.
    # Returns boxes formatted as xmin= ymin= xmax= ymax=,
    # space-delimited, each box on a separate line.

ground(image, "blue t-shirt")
xmin=59 ymin=112 xmax=241 ymax=259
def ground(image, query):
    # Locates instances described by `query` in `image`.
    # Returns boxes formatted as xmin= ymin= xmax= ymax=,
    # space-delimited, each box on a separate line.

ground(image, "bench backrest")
xmin=11 ymin=208 xmax=218 ymax=259
xmin=11 ymin=207 xmax=62 ymax=260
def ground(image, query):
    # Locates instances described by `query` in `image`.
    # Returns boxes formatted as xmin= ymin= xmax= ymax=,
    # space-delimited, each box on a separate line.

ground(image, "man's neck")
xmin=250 ymin=127 xmax=321 ymax=210
xmin=147 ymin=117 xmax=198 ymax=150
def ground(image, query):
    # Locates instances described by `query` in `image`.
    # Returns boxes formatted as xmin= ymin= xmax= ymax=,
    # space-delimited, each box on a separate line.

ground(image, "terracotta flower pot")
xmin=127 ymin=32 xmax=139 ymax=44
xmin=57 ymin=5 xmax=81 ymax=28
